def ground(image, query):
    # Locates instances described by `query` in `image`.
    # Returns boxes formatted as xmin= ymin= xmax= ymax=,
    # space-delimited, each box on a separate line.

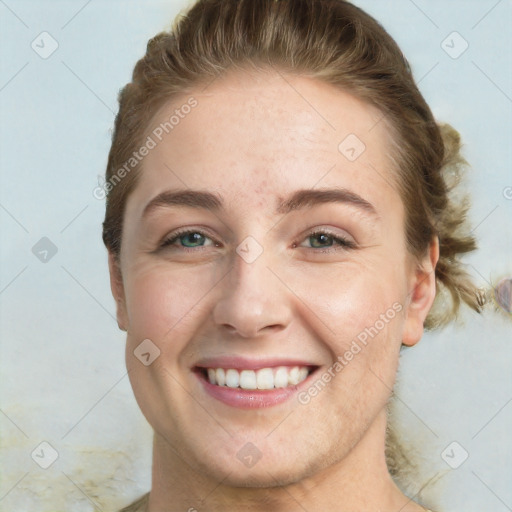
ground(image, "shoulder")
xmin=116 ymin=494 xmax=439 ymax=512
xmin=118 ymin=492 xmax=149 ymax=512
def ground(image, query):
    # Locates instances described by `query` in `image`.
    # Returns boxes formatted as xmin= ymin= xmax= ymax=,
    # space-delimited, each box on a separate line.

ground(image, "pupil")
xmin=183 ymin=233 xmax=204 ymax=247
xmin=312 ymin=234 xmax=332 ymax=247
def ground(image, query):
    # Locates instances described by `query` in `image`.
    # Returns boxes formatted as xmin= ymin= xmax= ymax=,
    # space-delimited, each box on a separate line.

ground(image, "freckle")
xmin=254 ymin=179 xmax=268 ymax=196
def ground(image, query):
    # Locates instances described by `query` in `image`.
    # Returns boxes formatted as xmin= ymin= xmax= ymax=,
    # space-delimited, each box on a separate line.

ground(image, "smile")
xmin=203 ymin=366 xmax=310 ymax=390
xmin=194 ymin=361 xmax=319 ymax=409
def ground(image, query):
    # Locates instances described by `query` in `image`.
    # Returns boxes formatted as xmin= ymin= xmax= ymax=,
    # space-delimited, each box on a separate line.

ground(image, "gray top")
xmin=118 ymin=493 xmax=437 ymax=512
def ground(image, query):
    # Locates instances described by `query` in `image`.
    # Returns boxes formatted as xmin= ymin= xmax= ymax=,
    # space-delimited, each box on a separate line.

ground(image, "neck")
xmin=147 ymin=411 xmax=424 ymax=512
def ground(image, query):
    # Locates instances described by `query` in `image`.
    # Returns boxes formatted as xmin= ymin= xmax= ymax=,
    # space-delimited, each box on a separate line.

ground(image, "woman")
xmin=102 ymin=0 xmax=482 ymax=510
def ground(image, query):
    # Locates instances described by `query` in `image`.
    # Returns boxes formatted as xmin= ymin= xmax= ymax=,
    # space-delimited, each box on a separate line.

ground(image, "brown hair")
xmin=102 ymin=0 xmax=483 ymax=328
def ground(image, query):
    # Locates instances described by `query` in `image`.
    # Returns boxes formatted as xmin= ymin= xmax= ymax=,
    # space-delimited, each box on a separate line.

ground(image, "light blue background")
xmin=1 ymin=1 xmax=511 ymax=511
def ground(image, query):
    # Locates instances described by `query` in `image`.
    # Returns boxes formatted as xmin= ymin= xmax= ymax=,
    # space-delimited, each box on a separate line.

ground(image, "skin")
xmin=109 ymin=69 xmax=439 ymax=512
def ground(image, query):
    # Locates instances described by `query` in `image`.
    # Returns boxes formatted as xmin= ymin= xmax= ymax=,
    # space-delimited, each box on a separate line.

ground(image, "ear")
xmin=402 ymin=236 xmax=440 ymax=346
xmin=108 ymin=251 xmax=128 ymax=331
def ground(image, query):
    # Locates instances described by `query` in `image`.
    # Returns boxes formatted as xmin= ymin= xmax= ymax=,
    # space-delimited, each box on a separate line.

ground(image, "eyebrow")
xmin=143 ymin=189 xmax=223 ymax=218
xmin=276 ymin=188 xmax=378 ymax=217
xmin=142 ymin=188 xmax=378 ymax=219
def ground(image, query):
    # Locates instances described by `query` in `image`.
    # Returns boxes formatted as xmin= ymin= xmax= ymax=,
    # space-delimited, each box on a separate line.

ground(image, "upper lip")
xmin=194 ymin=356 xmax=319 ymax=371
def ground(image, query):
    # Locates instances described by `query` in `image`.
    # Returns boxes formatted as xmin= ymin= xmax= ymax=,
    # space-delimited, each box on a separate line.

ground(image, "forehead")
xmin=128 ymin=69 xmax=399 ymax=217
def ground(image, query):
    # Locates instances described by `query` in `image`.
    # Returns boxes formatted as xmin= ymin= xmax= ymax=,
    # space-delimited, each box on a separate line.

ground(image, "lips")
xmin=193 ymin=358 xmax=319 ymax=408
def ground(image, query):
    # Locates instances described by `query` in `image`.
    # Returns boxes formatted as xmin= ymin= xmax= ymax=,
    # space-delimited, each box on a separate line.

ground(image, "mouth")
xmin=197 ymin=365 xmax=313 ymax=390
xmin=193 ymin=360 xmax=319 ymax=408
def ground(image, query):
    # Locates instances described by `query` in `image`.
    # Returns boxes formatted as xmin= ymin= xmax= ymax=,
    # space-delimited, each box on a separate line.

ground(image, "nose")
xmin=213 ymin=247 xmax=292 ymax=339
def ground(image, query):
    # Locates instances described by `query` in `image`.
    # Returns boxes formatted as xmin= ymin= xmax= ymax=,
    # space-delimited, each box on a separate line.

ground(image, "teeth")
xmin=256 ymin=368 xmax=274 ymax=390
xmin=274 ymin=367 xmax=289 ymax=388
xmin=240 ymin=370 xmax=257 ymax=389
xmin=288 ymin=367 xmax=300 ymax=385
xmin=204 ymin=366 xmax=310 ymax=389
xmin=216 ymin=368 xmax=226 ymax=386
xmin=225 ymin=369 xmax=239 ymax=388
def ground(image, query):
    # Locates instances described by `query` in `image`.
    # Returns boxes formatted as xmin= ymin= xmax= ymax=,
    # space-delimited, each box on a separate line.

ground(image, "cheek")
xmin=122 ymin=266 xmax=216 ymax=431
xmin=295 ymin=261 xmax=406 ymax=402
xmin=305 ymin=277 xmax=404 ymax=422
xmin=327 ymin=286 xmax=404 ymax=379
xmin=123 ymin=264 xmax=215 ymax=348
xmin=297 ymin=261 xmax=407 ymax=341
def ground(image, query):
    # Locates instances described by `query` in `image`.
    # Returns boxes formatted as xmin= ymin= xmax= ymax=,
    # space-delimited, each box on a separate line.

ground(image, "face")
xmin=109 ymin=69 xmax=437 ymax=487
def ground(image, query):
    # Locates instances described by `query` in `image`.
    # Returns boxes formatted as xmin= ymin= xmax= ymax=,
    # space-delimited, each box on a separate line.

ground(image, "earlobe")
xmin=402 ymin=237 xmax=440 ymax=347
xmin=108 ymin=251 xmax=128 ymax=332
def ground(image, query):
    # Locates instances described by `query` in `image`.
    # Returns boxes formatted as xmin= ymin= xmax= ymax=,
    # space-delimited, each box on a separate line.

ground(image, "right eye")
xmin=160 ymin=229 xmax=219 ymax=251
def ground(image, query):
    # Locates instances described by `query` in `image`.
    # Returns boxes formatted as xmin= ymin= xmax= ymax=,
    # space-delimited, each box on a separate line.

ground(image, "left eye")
xmin=298 ymin=230 xmax=355 ymax=250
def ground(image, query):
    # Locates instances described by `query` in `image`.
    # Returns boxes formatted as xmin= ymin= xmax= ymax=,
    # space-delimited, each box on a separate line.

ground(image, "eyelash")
xmin=159 ymin=228 xmax=356 ymax=253
xmin=295 ymin=229 xmax=356 ymax=252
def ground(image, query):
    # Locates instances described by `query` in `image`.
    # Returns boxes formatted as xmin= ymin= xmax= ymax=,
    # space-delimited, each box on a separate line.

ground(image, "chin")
xmin=204 ymin=462 xmax=309 ymax=489
xmin=188 ymin=441 xmax=326 ymax=489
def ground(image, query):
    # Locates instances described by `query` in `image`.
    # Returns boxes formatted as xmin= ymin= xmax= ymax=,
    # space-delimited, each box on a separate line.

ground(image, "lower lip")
xmin=195 ymin=371 xmax=313 ymax=409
